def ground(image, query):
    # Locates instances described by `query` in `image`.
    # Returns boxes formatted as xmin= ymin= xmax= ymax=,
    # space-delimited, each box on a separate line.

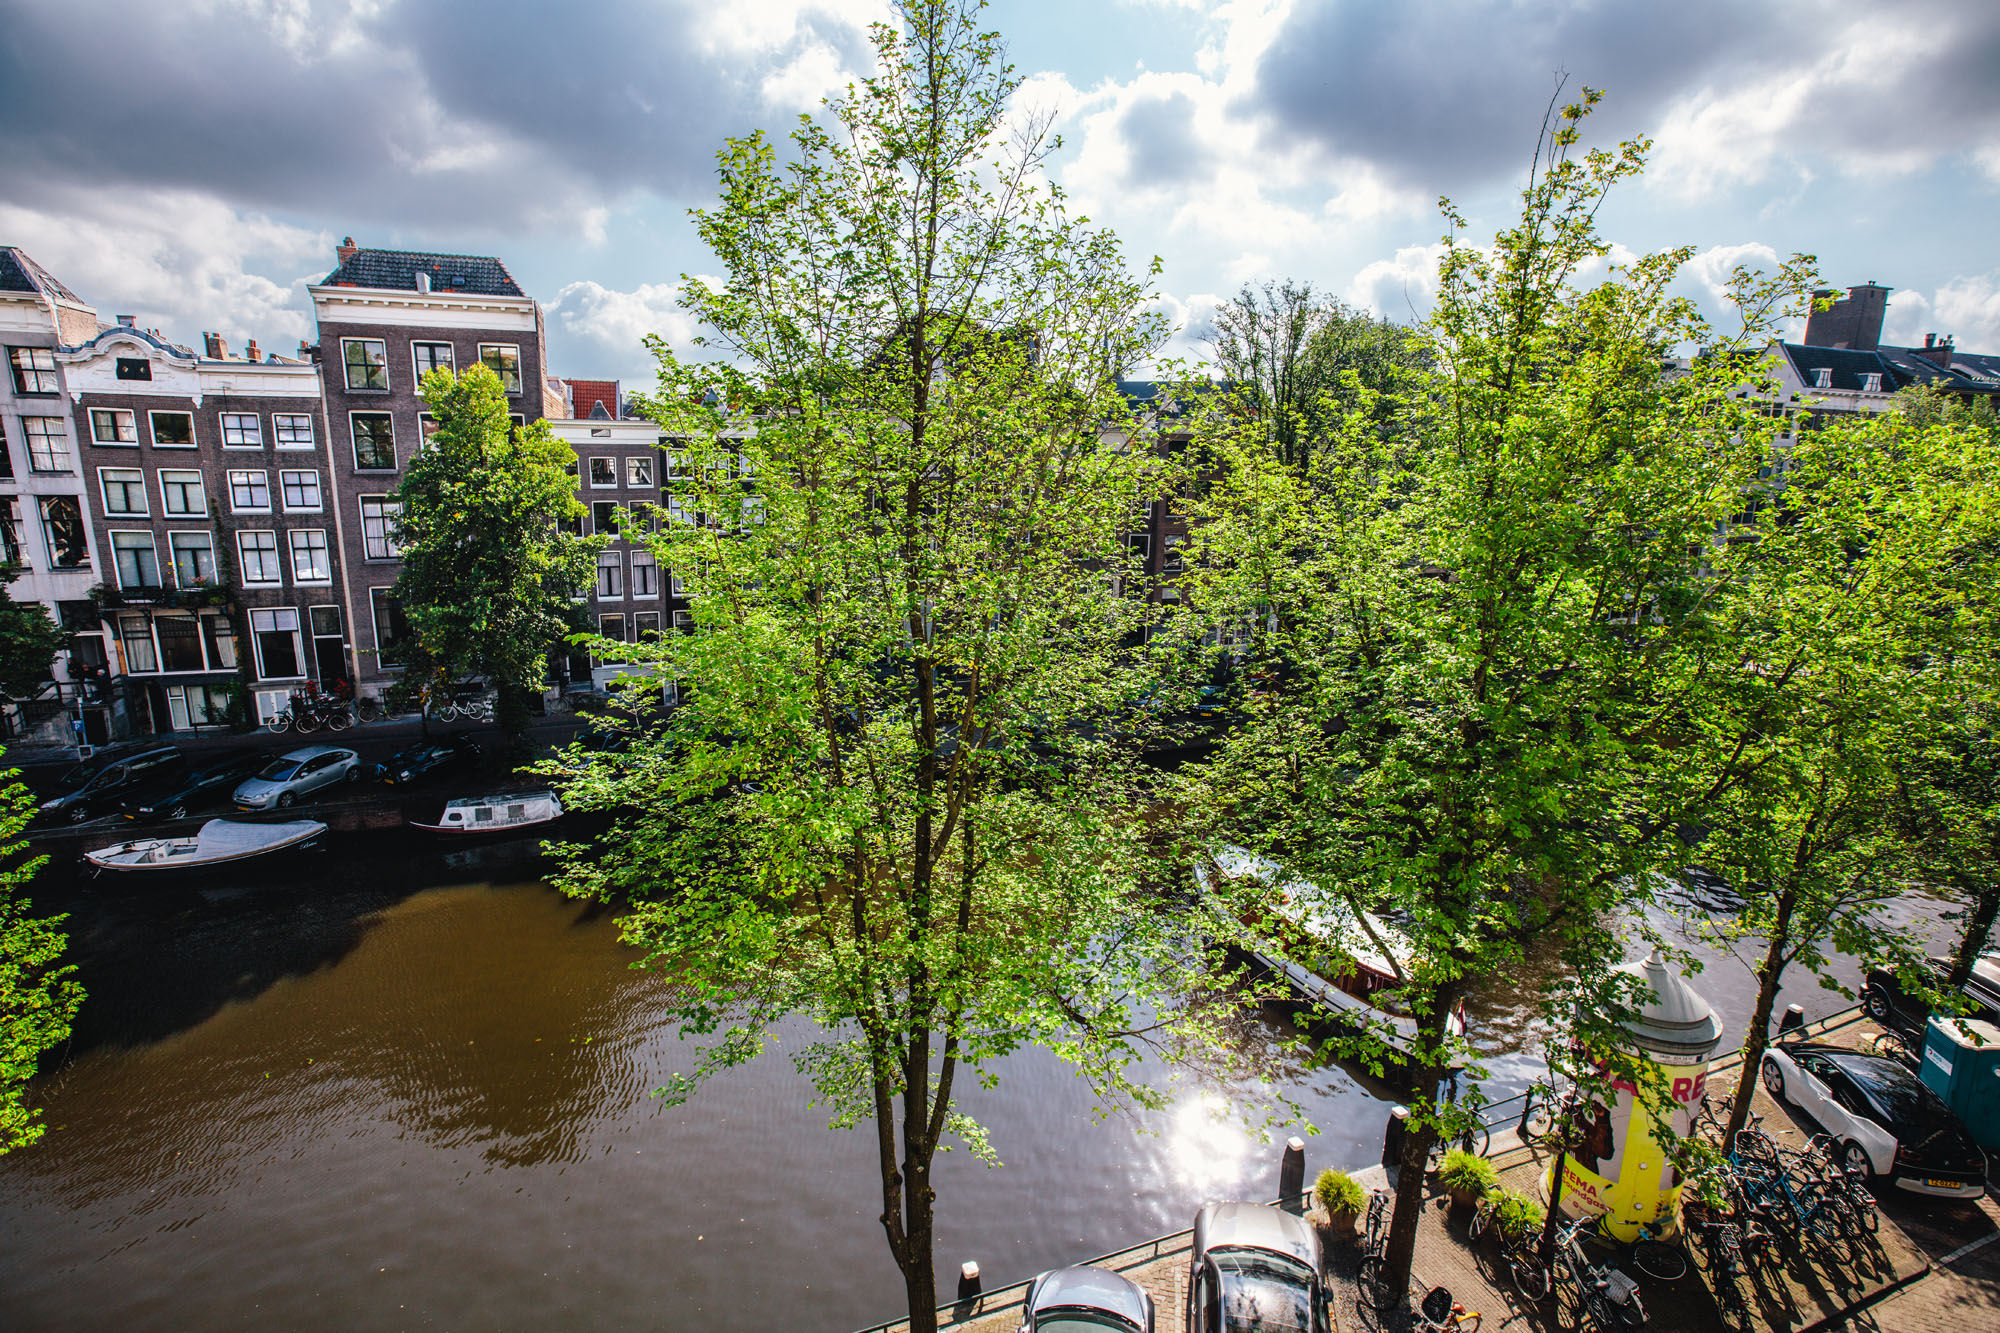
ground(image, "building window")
xmin=38 ymin=496 xmax=87 ymax=567
xmin=478 ymin=344 xmax=522 ymax=393
xmin=589 ymin=457 xmax=617 ymax=488
xmin=98 ymin=467 xmax=148 ymax=516
xmin=237 ymin=530 xmax=282 ymax=584
xmin=369 ymin=588 xmax=408 ymax=668
xmin=228 ymin=469 xmax=271 ymax=512
xmin=741 ymin=496 xmax=765 ymax=526
xmin=0 ymin=418 xmax=10 ymax=479
xmin=595 ymin=553 xmax=623 ymax=599
xmin=633 ymin=611 xmax=660 ymax=641
xmin=159 ymin=469 xmax=206 ymax=516
xmin=412 ymin=341 xmax=455 ymax=379
xmin=111 ymin=531 xmax=161 ymax=588
xmin=0 ymin=497 xmax=22 ymax=566
xmin=598 ymin=614 xmax=625 ymax=660
xmin=352 ymin=413 xmax=395 ymax=469
xmin=91 ymin=408 xmax=137 ymax=445
xmin=360 ymin=496 xmax=401 ymax=560
xmin=631 ymin=552 xmax=658 ymax=598
xmin=23 ymin=417 xmax=69 ymax=472
xmin=273 ymin=414 xmax=315 ymax=448
xmin=592 ymin=500 xmax=619 ymax=535
xmin=280 ymin=470 xmax=322 ymax=511
xmin=149 ymin=411 xmax=195 ymax=448
xmin=155 ymin=615 xmax=206 ymax=673
xmin=250 ymin=607 xmax=304 ymax=679
xmin=119 ymin=614 xmax=157 ymax=673
xmin=626 ymin=455 xmax=653 ymax=487
xmin=673 ymin=610 xmax=693 ymax=633
xmin=169 ymin=531 xmax=215 ymax=587
xmin=418 ymin=413 xmax=441 ymax=445
xmin=220 ymin=412 xmax=263 ymax=448
xmin=166 ymin=682 xmax=236 ymax=729
xmin=7 ymin=347 xmax=58 ymax=394
xmin=1861 ymin=372 xmax=1882 ymax=393
xmin=116 ymin=358 xmax=151 ymax=382
xmin=664 ymin=496 xmax=690 ymax=526
xmin=1811 ymin=367 xmax=1832 ymax=390
xmin=289 ymin=529 xmax=331 ymax=582
xmin=343 ymin=338 xmax=389 ymax=391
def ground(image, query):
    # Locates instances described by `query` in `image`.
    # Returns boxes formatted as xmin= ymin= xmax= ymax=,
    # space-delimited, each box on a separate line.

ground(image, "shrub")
xmin=1314 ymin=1167 xmax=1366 ymax=1216
xmin=1437 ymin=1147 xmax=1497 ymax=1197
xmin=1490 ymin=1187 xmax=1544 ymax=1239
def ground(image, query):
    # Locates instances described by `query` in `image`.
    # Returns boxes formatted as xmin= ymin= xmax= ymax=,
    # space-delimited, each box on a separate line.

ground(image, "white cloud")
xmin=1684 ymin=242 xmax=1783 ymax=304
xmin=548 ymin=279 xmax=704 ymax=379
xmin=1343 ymin=243 xmax=1446 ymax=321
xmin=1888 ymin=272 xmax=2000 ymax=353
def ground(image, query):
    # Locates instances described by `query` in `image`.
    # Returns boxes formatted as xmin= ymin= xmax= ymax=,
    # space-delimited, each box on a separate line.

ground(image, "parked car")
xmin=122 ymin=752 xmax=271 ymax=821
xmin=379 ymin=735 xmax=481 ymax=786
xmin=1763 ymin=1042 xmax=1989 ymax=1198
xmin=1188 ymin=1202 xmax=1329 ymax=1333
xmin=36 ymin=745 xmax=184 ymax=824
xmin=1863 ymin=954 xmax=2000 ymax=1032
xmin=1018 ymin=1266 xmax=1154 ymax=1333
xmin=234 ymin=746 xmax=364 ymax=810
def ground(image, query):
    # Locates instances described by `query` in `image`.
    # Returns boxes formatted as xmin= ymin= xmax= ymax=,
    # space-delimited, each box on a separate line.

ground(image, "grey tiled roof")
xmin=1780 ymin=344 xmax=1899 ymax=393
xmin=0 ymin=246 xmax=85 ymax=303
xmin=322 ymin=248 xmax=525 ymax=297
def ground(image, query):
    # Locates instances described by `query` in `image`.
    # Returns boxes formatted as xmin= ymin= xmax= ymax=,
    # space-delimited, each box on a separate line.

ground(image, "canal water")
xmin=0 ymin=845 xmax=1955 ymax=1331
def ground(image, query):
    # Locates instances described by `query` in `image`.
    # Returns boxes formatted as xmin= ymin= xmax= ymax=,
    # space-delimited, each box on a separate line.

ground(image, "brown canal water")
xmin=0 ymin=846 xmax=1955 ymax=1332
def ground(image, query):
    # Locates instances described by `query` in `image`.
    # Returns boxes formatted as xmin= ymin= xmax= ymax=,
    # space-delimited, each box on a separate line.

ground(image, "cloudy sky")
xmin=4 ymin=0 xmax=1997 ymax=382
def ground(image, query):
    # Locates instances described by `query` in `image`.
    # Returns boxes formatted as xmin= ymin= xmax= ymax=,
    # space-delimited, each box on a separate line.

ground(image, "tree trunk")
xmin=1949 ymin=886 xmax=1999 ymax=987
xmin=1725 ymin=886 xmax=1795 ymax=1144
xmin=1379 ymin=977 xmax=1467 ymax=1302
xmin=901 ymin=1156 xmax=939 ymax=1332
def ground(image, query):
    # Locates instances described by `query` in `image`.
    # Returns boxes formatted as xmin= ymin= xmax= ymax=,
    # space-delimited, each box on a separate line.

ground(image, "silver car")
xmin=1018 ymin=1266 xmax=1154 ymax=1333
xmin=234 ymin=746 xmax=363 ymax=809
xmin=1188 ymin=1202 xmax=1327 ymax=1333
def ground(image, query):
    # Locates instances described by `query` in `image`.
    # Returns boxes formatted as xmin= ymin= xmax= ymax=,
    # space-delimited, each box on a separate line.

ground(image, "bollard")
xmin=1279 ymin=1136 xmax=1306 ymax=1211
xmin=1777 ymin=1004 xmax=1806 ymax=1037
xmin=1382 ymin=1105 xmax=1410 ymax=1169
xmin=957 ymin=1260 xmax=981 ymax=1303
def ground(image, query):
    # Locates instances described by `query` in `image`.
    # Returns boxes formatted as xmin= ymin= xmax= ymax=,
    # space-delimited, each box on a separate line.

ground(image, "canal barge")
xmin=1200 ymin=846 xmax=1465 ymax=1076
xmin=84 ymin=818 xmax=327 ymax=874
xmin=408 ymin=790 xmax=564 ymax=835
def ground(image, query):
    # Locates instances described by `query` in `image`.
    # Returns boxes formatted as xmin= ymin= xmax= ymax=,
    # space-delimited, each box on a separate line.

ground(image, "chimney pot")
xmin=203 ymin=332 xmax=226 ymax=359
xmin=246 ymin=339 xmax=262 ymax=362
xmin=415 ymin=271 xmax=432 ymax=294
xmin=337 ymin=236 xmax=359 ymax=264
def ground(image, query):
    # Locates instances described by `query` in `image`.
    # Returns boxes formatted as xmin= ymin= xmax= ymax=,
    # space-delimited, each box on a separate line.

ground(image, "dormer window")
xmin=1861 ymin=372 xmax=1882 ymax=393
xmin=1811 ymin=367 xmax=1832 ymax=389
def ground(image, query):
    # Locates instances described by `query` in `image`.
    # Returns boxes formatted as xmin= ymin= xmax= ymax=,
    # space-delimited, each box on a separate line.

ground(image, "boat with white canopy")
xmin=85 ymin=818 xmax=327 ymax=874
xmin=408 ymin=790 xmax=563 ymax=835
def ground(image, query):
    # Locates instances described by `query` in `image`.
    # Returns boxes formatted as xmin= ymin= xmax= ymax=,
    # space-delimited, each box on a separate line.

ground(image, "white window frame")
xmin=148 ymin=410 xmax=196 ymax=449
xmin=342 ymin=337 xmax=390 ymax=392
xmin=168 ymin=530 xmax=215 ymax=588
xmin=158 ymin=468 xmax=207 ymax=517
xmin=90 ymin=408 xmax=137 ymax=445
xmin=96 ymin=466 xmax=149 ymax=517
xmin=273 ymin=413 xmax=315 ymax=449
xmin=478 ymin=343 xmax=522 ymax=394
xmin=1811 ymin=367 xmax=1832 ymax=390
xmin=288 ymin=528 xmax=332 ymax=584
xmin=219 ymin=412 xmax=263 ymax=449
xmin=630 ymin=551 xmax=658 ymax=599
xmin=249 ymin=607 xmax=306 ymax=680
xmin=595 ymin=552 xmax=624 ymax=600
xmin=8 ymin=346 xmax=59 ymax=394
xmin=23 ymin=416 xmax=70 ymax=472
xmin=1861 ymin=372 xmax=1882 ymax=393
xmin=228 ymin=469 xmax=271 ymax=513
xmin=236 ymin=530 xmax=282 ymax=585
xmin=411 ymin=340 xmax=455 ymax=381
xmin=369 ymin=587 xmax=406 ymax=670
xmin=360 ymin=496 xmax=401 ymax=561
xmin=626 ymin=455 xmax=653 ymax=488
xmin=280 ymin=469 xmax=323 ymax=512
xmin=109 ymin=529 xmax=161 ymax=589
xmin=588 ymin=456 xmax=618 ymax=489
xmin=632 ymin=611 xmax=660 ymax=642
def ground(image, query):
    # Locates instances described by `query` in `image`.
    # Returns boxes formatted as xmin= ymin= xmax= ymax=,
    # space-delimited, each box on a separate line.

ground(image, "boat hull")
xmin=84 ymin=819 xmax=328 ymax=874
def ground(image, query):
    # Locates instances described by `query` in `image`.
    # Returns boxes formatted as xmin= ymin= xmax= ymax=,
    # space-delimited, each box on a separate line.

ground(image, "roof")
xmin=322 ymin=248 xmax=525 ymax=297
xmin=62 ymin=324 xmax=196 ymax=362
xmin=567 ymin=378 xmax=619 ymax=418
xmin=1779 ymin=344 xmax=1901 ymax=394
xmin=0 ymin=246 xmax=84 ymax=303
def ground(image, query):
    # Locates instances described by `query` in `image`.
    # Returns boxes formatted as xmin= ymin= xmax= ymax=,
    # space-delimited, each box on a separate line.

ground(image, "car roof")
xmin=1199 ymin=1202 xmax=1317 ymax=1268
xmin=279 ymin=745 xmax=350 ymax=761
xmin=1032 ymin=1268 xmax=1149 ymax=1325
xmin=1819 ymin=1048 xmax=1914 ymax=1085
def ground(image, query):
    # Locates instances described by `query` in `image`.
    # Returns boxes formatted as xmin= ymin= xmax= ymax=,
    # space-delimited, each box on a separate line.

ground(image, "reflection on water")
xmin=0 ymin=855 xmax=1957 ymax=1333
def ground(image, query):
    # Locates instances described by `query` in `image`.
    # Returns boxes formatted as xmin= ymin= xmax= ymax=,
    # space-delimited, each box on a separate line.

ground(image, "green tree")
xmin=0 ymin=569 xmax=66 ymax=699
xmin=544 ymin=4 xmax=1245 ymax=1326
xmin=2 ymin=756 xmax=83 ymax=1156
xmin=1180 ymin=93 xmax=1816 ymax=1297
xmin=393 ymin=363 xmax=599 ymax=749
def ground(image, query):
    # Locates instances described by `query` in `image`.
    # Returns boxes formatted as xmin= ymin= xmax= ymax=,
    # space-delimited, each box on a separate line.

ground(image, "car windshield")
xmin=1839 ymin=1058 xmax=1959 ymax=1140
xmin=52 ymin=762 xmax=98 ymax=792
xmin=257 ymin=759 xmax=303 ymax=782
xmin=1216 ymin=1252 xmax=1314 ymax=1332
xmin=1035 ymin=1316 xmax=1135 ymax=1333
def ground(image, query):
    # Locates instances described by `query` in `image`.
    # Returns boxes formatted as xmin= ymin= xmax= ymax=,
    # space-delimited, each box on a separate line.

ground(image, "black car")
xmin=379 ymin=735 xmax=481 ymax=786
xmin=36 ymin=745 xmax=184 ymax=824
xmin=121 ymin=752 xmax=271 ymax=821
xmin=1863 ymin=954 xmax=2000 ymax=1033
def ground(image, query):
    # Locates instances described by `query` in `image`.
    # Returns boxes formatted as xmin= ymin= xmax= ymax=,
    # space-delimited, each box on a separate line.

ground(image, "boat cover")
xmin=87 ymin=818 xmax=326 ymax=870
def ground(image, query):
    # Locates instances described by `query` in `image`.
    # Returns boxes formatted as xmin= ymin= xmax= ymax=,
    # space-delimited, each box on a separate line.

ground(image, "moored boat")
xmin=85 ymin=818 xmax=328 ymax=873
xmin=407 ymin=790 xmax=563 ymax=834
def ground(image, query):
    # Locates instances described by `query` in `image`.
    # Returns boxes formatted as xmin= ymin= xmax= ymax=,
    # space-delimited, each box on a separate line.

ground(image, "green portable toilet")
xmin=1920 ymin=1017 xmax=2000 ymax=1151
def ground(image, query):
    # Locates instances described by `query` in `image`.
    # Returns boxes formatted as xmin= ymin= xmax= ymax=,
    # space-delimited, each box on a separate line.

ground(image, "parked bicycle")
xmin=1690 ymin=1219 xmax=1750 ymax=1331
xmin=266 ymin=683 xmax=352 ymax=734
xmin=1469 ymin=1193 xmax=1550 ymax=1301
xmin=1413 ymin=1284 xmax=1482 ymax=1333
xmin=1551 ymin=1217 xmax=1647 ymax=1330
xmin=1355 ymin=1191 xmax=1400 ymax=1312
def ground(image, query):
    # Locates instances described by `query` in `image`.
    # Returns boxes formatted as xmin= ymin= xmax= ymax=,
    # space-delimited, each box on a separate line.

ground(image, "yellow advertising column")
xmin=1550 ymin=950 xmax=1725 ymax=1241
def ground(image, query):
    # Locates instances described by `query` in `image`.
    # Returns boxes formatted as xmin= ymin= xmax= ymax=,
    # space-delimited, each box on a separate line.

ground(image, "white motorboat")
xmin=85 ymin=818 xmax=327 ymax=873
xmin=407 ymin=790 xmax=563 ymax=834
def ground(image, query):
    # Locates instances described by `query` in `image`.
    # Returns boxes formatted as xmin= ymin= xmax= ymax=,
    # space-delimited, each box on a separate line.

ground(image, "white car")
xmin=1762 ymin=1042 xmax=1988 ymax=1198
xmin=234 ymin=746 xmax=364 ymax=810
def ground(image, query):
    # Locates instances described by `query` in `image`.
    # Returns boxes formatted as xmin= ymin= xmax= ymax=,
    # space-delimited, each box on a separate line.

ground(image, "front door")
xmin=310 ymin=605 xmax=347 ymax=686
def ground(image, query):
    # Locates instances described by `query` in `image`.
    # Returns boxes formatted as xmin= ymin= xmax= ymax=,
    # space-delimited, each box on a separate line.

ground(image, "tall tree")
xmin=2 ymin=756 xmax=83 ymax=1156
xmin=545 ymin=4 xmax=1241 ymax=1327
xmin=393 ymin=363 xmax=599 ymax=749
xmin=0 ymin=568 xmax=66 ymax=699
xmin=1181 ymin=92 xmax=1816 ymax=1298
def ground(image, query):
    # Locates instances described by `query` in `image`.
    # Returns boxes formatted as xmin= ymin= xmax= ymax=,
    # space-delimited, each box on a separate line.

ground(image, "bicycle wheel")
xmin=266 ymin=711 xmax=292 ymax=734
xmin=435 ymin=702 xmax=460 ymax=722
xmin=1356 ymin=1255 xmax=1399 ymax=1312
xmin=1634 ymin=1240 xmax=1687 ymax=1282
xmin=1469 ymin=1203 xmax=1491 ymax=1241
xmin=1873 ymin=1029 xmax=1915 ymax=1066
xmin=324 ymin=709 xmax=351 ymax=731
xmin=1507 ymin=1251 xmax=1550 ymax=1303
xmin=294 ymin=710 xmax=322 ymax=735
xmin=1521 ymin=1095 xmax=1555 ymax=1147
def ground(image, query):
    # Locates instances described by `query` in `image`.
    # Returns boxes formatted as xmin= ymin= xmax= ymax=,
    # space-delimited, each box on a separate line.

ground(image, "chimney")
xmin=1803 ymin=281 xmax=1891 ymax=351
xmin=415 ymin=271 xmax=432 ymax=294
xmin=203 ymin=332 xmax=226 ymax=359
xmin=117 ymin=314 xmax=136 ymax=328
xmin=298 ymin=341 xmax=317 ymax=362
xmin=1915 ymin=334 xmax=1956 ymax=369
xmin=337 ymin=236 xmax=359 ymax=264
xmin=246 ymin=338 xmax=262 ymax=363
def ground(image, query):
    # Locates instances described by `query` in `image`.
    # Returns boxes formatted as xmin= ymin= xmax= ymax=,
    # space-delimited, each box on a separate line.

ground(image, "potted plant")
xmin=1490 ymin=1187 xmax=1545 ymax=1242
xmin=1437 ymin=1147 xmax=1497 ymax=1211
xmin=1313 ymin=1168 xmax=1367 ymax=1242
